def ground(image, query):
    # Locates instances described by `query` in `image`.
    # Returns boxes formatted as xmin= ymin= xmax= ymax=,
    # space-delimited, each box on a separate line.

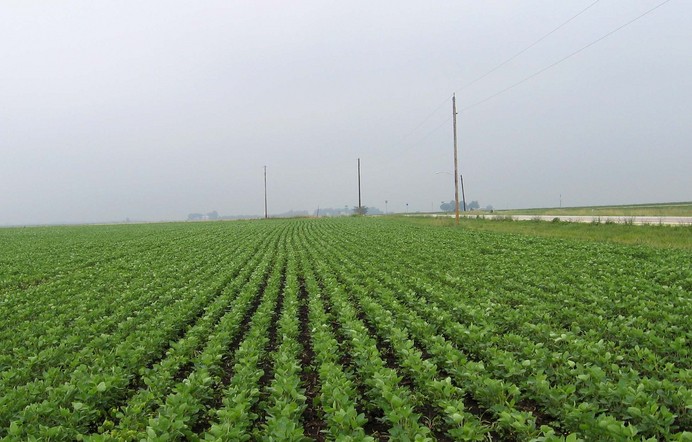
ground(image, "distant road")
xmin=430 ymin=214 xmax=692 ymax=226
xmin=480 ymin=214 xmax=691 ymax=225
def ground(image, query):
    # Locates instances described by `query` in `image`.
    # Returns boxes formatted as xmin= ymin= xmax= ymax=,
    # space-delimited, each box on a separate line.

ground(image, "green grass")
xmin=495 ymin=201 xmax=692 ymax=217
xmin=402 ymin=215 xmax=692 ymax=250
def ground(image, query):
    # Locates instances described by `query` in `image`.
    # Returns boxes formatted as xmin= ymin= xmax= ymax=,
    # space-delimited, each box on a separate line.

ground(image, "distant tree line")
xmin=314 ymin=206 xmax=384 ymax=217
xmin=188 ymin=205 xmax=387 ymax=221
xmin=187 ymin=211 xmax=219 ymax=221
xmin=439 ymin=200 xmax=493 ymax=212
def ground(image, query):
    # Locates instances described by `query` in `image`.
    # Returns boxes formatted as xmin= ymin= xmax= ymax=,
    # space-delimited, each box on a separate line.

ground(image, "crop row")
xmin=0 ymin=218 xmax=689 ymax=440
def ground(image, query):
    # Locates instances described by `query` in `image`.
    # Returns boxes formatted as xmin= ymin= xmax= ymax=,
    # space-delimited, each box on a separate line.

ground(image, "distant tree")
xmin=440 ymin=201 xmax=454 ymax=212
xmin=485 ymin=204 xmax=494 ymax=211
xmin=468 ymin=200 xmax=480 ymax=210
xmin=187 ymin=213 xmax=204 ymax=221
xmin=207 ymin=211 xmax=219 ymax=220
xmin=353 ymin=206 xmax=368 ymax=215
xmin=314 ymin=207 xmax=352 ymax=217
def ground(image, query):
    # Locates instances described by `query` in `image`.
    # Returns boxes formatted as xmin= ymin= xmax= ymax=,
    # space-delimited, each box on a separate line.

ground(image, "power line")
xmin=364 ymin=95 xmax=452 ymax=175
xmin=369 ymin=1 xmax=671 ymax=184
xmin=395 ymin=94 xmax=452 ymax=146
xmin=459 ymin=0 xmax=601 ymax=92
xmin=375 ymin=1 xmax=603 ymax=163
xmin=384 ymin=1 xmax=601 ymax=149
xmin=366 ymin=115 xmax=451 ymax=175
xmin=461 ymin=0 xmax=673 ymax=113
xmin=405 ymin=116 xmax=452 ymax=151
xmin=386 ymin=2 xmax=601 ymax=151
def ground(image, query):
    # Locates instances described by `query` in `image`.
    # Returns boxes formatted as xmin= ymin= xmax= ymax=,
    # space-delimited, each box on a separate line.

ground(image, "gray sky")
xmin=2 ymin=1 xmax=690 ymax=225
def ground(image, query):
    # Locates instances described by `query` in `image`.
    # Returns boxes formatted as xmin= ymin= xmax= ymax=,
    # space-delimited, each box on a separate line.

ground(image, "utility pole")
xmin=263 ymin=165 xmax=268 ymax=219
xmin=453 ymin=93 xmax=460 ymax=224
xmin=460 ymin=173 xmax=467 ymax=212
xmin=357 ymin=158 xmax=362 ymax=213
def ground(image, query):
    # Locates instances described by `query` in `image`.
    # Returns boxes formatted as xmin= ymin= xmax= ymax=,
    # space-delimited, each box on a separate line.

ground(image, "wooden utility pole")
xmin=263 ymin=165 xmax=268 ymax=219
xmin=357 ymin=158 xmax=362 ymax=212
xmin=453 ymin=94 xmax=460 ymax=224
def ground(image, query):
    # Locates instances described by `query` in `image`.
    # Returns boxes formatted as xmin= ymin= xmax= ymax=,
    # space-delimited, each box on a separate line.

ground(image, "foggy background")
xmin=1 ymin=1 xmax=690 ymax=225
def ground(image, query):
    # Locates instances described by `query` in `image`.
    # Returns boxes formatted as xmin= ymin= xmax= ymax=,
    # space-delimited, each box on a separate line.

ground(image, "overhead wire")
xmin=366 ymin=0 xmax=673 ymax=198
xmin=459 ymin=0 xmax=601 ymax=93
xmin=366 ymin=114 xmax=452 ymax=175
xmin=394 ymin=94 xmax=452 ymax=144
xmin=461 ymin=0 xmax=673 ymax=113
xmin=364 ymin=95 xmax=452 ymax=174
xmin=375 ymin=0 xmax=604 ymax=165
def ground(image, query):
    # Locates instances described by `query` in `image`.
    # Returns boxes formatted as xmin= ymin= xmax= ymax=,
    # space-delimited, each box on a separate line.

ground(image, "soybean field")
xmin=0 ymin=218 xmax=690 ymax=441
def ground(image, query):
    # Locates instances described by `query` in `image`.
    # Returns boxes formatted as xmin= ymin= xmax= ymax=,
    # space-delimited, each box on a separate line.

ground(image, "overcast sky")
xmin=2 ymin=1 xmax=690 ymax=225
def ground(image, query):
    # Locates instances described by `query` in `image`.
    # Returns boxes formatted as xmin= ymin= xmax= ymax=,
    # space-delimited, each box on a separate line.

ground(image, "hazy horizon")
xmin=2 ymin=1 xmax=690 ymax=226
